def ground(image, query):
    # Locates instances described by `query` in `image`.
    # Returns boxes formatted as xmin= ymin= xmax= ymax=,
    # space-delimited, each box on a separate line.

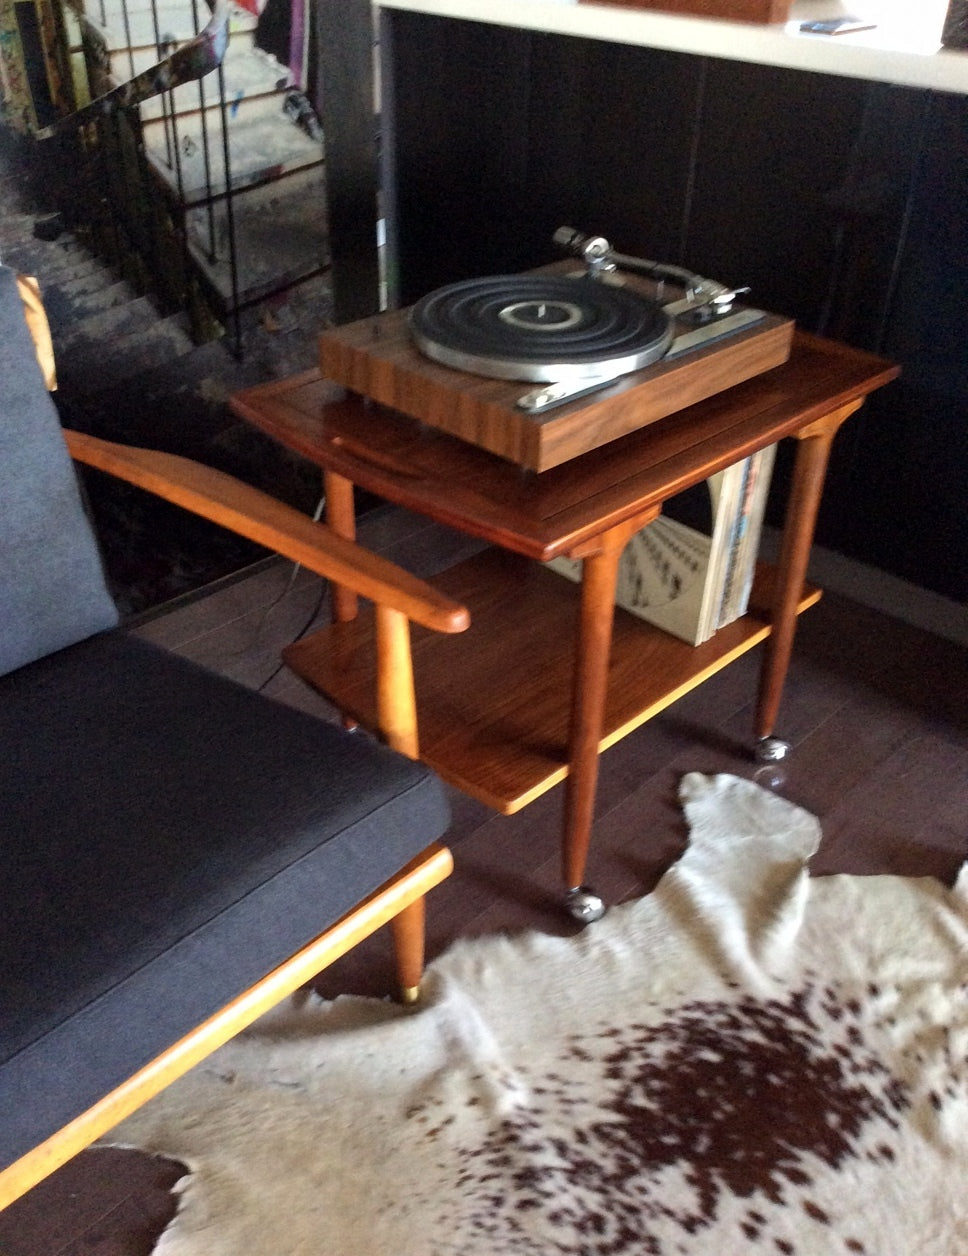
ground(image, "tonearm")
xmin=553 ymin=226 xmax=748 ymax=320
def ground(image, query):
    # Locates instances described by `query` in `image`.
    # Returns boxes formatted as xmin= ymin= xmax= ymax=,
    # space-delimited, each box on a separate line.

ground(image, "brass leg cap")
xmin=400 ymin=984 xmax=421 ymax=1005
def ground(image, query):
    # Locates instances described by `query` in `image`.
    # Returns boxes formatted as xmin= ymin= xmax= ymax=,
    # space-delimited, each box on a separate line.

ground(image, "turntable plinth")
xmin=320 ymin=267 xmax=794 ymax=472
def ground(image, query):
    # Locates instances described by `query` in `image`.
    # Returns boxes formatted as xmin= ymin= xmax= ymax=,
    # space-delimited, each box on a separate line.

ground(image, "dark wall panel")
xmin=383 ymin=12 xmax=966 ymax=600
xmin=521 ymin=36 xmax=703 ymax=267
xmin=386 ymin=15 xmax=535 ymax=298
xmin=315 ymin=0 xmax=380 ymax=321
xmin=684 ymin=62 xmax=870 ymax=329
xmin=387 ymin=16 xmax=703 ymax=300
xmin=836 ymin=90 xmax=968 ymax=599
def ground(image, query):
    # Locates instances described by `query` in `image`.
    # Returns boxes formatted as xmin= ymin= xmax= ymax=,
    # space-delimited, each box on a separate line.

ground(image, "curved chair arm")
xmin=64 ymin=428 xmax=470 ymax=756
xmin=65 ymin=429 xmax=468 ymax=633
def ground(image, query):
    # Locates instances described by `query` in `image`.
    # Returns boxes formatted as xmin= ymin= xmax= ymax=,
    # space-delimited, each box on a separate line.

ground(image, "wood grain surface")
xmin=284 ymin=550 xmax=820 ymax=812
xmin=320 ymin=268 xmax=795 ymax=471
xmin=232 ymin=333 xmax=898 ymax=560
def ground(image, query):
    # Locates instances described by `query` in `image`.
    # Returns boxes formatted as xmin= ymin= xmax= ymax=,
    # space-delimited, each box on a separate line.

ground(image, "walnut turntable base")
xmin=320 ymin=265 xmax=794 ymax=472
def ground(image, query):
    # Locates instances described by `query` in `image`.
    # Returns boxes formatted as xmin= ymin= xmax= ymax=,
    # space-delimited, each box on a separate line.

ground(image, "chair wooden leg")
xmin=391 ymin=896 xmax=426 ymax=1003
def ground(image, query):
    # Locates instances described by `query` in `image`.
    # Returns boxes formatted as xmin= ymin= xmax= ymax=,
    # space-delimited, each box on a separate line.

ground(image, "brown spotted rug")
xmin=108 ymin=773 xmax=968 ymax=1255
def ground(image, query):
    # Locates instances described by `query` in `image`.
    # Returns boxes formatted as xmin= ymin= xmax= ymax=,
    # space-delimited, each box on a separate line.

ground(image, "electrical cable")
xmin=254 ymin=490 xmax=329 ymax=691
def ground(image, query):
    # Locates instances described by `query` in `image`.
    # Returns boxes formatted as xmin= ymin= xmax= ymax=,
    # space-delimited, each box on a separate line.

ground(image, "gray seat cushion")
xmin=0 ymin=631 xmax=450 ymax=1171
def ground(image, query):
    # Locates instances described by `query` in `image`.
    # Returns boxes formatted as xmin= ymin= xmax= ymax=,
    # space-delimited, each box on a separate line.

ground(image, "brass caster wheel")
xmin=564 ymin=886 xmax=606 ymax=924
xmin=755 ymin=736 xmax=791 ymax=764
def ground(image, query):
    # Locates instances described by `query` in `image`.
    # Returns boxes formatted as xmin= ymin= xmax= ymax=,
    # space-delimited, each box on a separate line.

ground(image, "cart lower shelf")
xmin=284 ymin=547 xmax=821 ymax=813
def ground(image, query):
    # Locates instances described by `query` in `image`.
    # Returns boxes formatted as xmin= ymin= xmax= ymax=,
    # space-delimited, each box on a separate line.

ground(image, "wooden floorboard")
xmin=1 ymin=507 xmax=964 ymax=1256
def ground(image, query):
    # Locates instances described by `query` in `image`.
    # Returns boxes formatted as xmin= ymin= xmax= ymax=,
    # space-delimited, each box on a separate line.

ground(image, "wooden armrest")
xmin=64 ymin=429 xmax=469 ymax=635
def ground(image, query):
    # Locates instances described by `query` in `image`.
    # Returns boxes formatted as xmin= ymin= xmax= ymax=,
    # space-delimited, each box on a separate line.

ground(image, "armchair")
xmin=0 ymin=265 xmax=469 ymax=1209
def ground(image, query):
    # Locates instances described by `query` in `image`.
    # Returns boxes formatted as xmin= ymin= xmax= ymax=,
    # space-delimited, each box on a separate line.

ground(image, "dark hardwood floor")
xmin=1 ymin=505 xmax=965 ymax=1256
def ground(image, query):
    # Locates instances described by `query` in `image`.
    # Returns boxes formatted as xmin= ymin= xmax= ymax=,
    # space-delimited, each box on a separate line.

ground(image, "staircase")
xmin=0 ymin=121 xmax=332 ymax=616
xmin=46 ymin=0 xmax=329 ymax=339
xmin=0 ymin=0 xmax=341 ymax=613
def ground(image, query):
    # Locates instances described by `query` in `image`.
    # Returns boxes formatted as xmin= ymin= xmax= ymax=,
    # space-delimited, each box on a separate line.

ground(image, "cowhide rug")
xmin=108 ymin=773 xmax=968 ymax=1255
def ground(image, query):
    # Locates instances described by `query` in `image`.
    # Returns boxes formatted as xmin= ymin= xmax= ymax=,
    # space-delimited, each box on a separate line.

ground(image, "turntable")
xmin=320 ymin=228 xmax=794 ymax=472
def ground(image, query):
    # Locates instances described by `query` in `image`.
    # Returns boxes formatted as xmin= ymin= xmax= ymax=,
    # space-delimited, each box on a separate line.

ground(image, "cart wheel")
xmin=755 ymin=736 xmax=791 ymax=763
xmin=564 ymin=886 xmax=606 ymax=923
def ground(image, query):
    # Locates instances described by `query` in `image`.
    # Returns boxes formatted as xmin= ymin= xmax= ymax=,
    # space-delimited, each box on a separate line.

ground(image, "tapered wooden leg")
xmin=755 ymin=403 xmax=862 ymax=741
xmin=325 ymin=470 xmax=361 ymax=731
xmin=391 ymin=896 xmax=426 ymax=1003
xmin=375 ymin=604 xmax=419 ymax=759
xmin=324 ymin=469 xmax=358 ymax=623
xmin=561 ymin=522 xmax=645 ymax=914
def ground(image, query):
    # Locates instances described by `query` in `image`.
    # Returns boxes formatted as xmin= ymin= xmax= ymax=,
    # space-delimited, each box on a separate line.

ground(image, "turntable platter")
xmin=409 ymin=274 xmax=674 ymax=383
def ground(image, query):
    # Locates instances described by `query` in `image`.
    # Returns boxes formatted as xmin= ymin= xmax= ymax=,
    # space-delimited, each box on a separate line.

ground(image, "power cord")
xmin=255 ymin=491 xmax=328 ymax=692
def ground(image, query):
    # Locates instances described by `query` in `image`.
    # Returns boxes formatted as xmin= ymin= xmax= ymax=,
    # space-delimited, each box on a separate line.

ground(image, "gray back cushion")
xmin=0 ymin=265 xmax=118 ymax=676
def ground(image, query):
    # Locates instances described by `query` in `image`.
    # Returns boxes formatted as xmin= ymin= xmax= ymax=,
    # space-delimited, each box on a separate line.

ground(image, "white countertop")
xmin=379 ymin=0 xmax=968 ymax=95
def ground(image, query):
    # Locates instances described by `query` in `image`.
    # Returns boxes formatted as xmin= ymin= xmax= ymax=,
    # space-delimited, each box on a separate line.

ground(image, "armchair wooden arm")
xmin=64 ymin=429 xmax=470 ymax=756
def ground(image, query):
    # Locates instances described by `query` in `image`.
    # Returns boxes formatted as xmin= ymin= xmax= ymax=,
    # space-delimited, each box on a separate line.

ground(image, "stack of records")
xmin=548 ymin=445 xmax=776 ymax=646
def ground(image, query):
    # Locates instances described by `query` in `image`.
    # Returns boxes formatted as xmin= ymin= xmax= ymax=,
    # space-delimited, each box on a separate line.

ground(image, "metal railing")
xmin=38 ymin=0 xmax=243 ymax=351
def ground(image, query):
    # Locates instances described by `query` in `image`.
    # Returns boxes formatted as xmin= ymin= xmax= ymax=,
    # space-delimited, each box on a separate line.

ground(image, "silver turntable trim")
xmin=410 ymin=318 xmax=675 ymax=385
xmin=498 ymin=299 xmax=585 ymax=333
xmin=515 ymin=307 xmax=767 ymax=413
